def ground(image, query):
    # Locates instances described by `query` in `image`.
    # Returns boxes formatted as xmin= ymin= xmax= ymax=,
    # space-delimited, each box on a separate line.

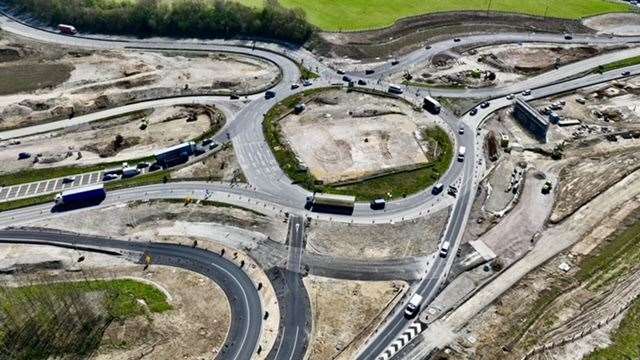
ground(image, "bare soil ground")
xmin=30 ymin=200 xmax=287 ymax=244
xmin=304 ymin=275 xmax=406 ymax=360
xmin=171 ymin=144 xmax=245 ymax=183
xmin=279 ymin=89 xmax=437 ymax=184
xmin=306 ymin=206 xmax=449 ymax=258
xmin=0 ymin=32 xmax=278 ymax=129
xmin=0 ymin=244 xmax=231 ymax=360
xmin=551 ymin=148 xmax=640 ymax=223
xmin=0 ymin=105 xmax=222 ymax=174
xmin=394 ymin=43 xmax=623 ymax=89
xmin=314 ymin=11 xmax=592 ymax=61
xmin=452 ymin=199 xmax=640 ymax=360
xmin=583 ymin=13 xmax=640 ymax=36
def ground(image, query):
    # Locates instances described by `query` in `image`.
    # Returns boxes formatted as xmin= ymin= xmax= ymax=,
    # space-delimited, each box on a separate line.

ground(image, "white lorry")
xmin=439 ymin=241 xmax=451 ymax=257
xmin=405 ymin=294 xmax=424 ymax=318
xmin=457 ymin=146 xmax=466 ymax=162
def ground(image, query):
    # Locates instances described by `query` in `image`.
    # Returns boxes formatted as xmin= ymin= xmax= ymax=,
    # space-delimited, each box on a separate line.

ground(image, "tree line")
xmin=6 ymin=0 xmax=314 ymax=43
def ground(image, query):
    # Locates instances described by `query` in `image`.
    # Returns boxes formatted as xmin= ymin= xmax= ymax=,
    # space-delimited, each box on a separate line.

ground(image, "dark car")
xmin=469 ymin=108 xmax=478 ymax=116
xmin=265 ymin=90 xmax=276 ymax=99
xmin=149 ymin=163 xmax=162 ymax=172
xmin=230 ymin=93 xmax=239 ymax=100
xmin=342 ymin=75 xmax=352 ymax=82
xmin=391 ymin=60 xmax=400 ymax=66
xmin=622 ymin=70 xmax=631 ymax=76
xmin=17 ymin=152 xmax=31 ymax=160
xmin=370 ymin=198 xmax=386 ymax=210
xmin=357 ymin=79 xmax=367 ymax=86
xmin=365 ymin=69 xmax=375 ymax=75
xmin=453 ymin=38 xmax=461 ymax=42
xmin=480 ymin=101 xmax=490 ymax=108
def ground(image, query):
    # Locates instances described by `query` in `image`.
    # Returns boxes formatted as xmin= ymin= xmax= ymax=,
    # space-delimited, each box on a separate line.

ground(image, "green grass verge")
xmin=300 ymin=66 xmax=320 ymax=81
xmin=576 ymin=218 xmax=640 ymax=290
xmin=263 ymin=88 xmax=453 ymax=201
xmin=104 ymin=171 xmax=170 ymax=191
xmin=598 ymin=55 xmax=640 ymax=73
xmin=0 ymin=193 xmax=53 ymax=212
xmin=237 ymin=0 xmax=631 ymax=31
xmin=2 ymin=279 xmax=172 ymax=318
xmin=0 ymin=278 xmax=171 ymax=359
xmin=586 ymin=296 xmax=640 ymax=360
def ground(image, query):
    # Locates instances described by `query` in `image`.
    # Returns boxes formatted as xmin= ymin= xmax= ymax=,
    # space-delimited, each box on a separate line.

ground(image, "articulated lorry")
xmin=54 ymin=184 xmax=106 ymax=210
xmin=306 ymin=193 xmax=356 ymax=214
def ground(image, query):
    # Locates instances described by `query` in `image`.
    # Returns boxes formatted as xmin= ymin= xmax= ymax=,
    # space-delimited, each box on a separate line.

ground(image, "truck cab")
xmin=439 ymin=241 xmax=451 ymax=258
xmin=404 ymin=294 xmax=424 ymax=318
xmin=370 ymin=198 xmax=386 ymax=210
xmin=457 ymin=146 xmax=466 ymax=162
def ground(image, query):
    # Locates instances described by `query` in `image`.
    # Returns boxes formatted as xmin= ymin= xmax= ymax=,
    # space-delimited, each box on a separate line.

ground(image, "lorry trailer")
xmin=423 ymin=96 xmax=442 ymax=114
xmin=306 ymin=193 xmax=356 ymax=214
xmin=54 ymin=184 xmax=106 ymax=209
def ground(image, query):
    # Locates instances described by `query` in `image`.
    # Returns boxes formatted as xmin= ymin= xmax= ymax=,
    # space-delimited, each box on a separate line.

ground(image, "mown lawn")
xmin=237 ymin=0 xmax=630 ymax=31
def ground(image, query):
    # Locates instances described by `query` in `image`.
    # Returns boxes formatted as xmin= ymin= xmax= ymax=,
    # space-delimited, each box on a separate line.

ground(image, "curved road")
xmin=0 ymin=229 xmax=262 ymax=360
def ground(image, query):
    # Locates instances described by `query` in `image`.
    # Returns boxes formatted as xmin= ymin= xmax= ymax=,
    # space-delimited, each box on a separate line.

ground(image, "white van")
xmin=439 ymin=241 xmax=451 ymax=258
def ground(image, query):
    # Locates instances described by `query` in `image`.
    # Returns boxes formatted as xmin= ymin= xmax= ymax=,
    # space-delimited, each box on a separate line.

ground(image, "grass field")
xmin=238 ymin=0 xmax=630 ymax=31
xmin=0 ymin=278 xmax=171 ymax=359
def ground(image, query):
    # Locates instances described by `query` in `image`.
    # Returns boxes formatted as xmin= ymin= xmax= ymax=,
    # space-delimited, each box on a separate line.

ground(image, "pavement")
xmin=2 ymin=9 xmax=640 ymax=360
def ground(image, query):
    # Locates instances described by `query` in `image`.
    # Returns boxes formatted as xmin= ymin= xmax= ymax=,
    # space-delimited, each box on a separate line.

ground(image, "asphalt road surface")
xmin=0 ymin=229 xmax=262 ymax=360
xmin=267 ymin=215 xmax=311 ymax=360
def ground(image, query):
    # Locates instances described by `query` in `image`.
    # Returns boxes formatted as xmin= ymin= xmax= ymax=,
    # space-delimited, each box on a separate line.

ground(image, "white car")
xmin=506 ymin=94 xmax=515 ymax=100
xmin=522 ymin=89 xmax=532 ymax=96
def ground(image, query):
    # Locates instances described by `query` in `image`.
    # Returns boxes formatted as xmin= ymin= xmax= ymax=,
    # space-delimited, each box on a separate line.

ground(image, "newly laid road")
xmin=0 ymin=229 xmax=262 ymax=360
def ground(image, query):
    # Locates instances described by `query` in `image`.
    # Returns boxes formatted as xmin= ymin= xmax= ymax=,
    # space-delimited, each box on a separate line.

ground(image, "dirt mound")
xmin=0 ymin=48 xmax=21 ymax=62
xmin=315 ymin=11 xmax=592 ymax=60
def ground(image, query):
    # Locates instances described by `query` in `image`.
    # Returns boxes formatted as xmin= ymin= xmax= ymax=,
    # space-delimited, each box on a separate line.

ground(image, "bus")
xmin=306 ymin=193 xmax=356 ymax=214
xmin=423 ymin=96 xmax=442 ymax=114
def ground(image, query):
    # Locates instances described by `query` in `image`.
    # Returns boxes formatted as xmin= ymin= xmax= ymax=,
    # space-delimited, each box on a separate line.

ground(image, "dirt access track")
xmin=279 ymin=89 xmax=438 ymax=185
xmin=315 ymin=11 xmax=595 ymax=60
xmin=0 ymin=32 xmax=278 ymax=130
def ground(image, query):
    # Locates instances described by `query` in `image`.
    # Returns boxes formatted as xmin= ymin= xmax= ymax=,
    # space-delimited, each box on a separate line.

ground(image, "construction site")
xmin=278 ymin=89 xmax=443 ymax=185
